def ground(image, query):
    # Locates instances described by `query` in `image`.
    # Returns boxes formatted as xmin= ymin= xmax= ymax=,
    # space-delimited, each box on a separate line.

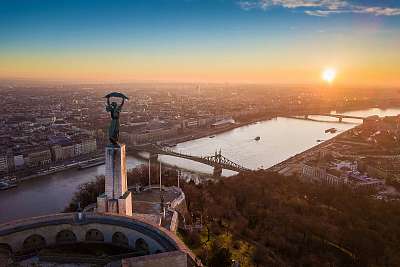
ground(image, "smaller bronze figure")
xmin=104 ymin=92 xmax=129 ymax=145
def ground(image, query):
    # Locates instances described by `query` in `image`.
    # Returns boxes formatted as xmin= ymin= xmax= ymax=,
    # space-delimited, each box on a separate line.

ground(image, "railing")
xmin=311 ymin=113 xmax=365 ymax=120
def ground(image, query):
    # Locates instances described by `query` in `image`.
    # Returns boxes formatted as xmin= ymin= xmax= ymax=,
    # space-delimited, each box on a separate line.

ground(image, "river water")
xmin=0 ymin=157 xmax=144 ymax=223
xmin=160 ymin=108 xmax=400 ymax=176
xmin=1 ymin=107 xmax=399 ymax=223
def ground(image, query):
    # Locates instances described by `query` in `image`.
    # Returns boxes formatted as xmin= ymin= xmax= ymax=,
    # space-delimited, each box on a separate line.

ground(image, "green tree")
xmin=208 ymin=242 xmax=232 ymax=267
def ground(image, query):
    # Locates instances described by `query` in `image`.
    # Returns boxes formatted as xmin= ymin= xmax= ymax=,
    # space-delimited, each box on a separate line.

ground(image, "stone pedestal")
xmin=118 ymin=191 xmax=133 ymax=216
xmin=97 ymin=194 xmax=107 ymax=213
xmin=97 ymin=143 xmax=133 ymax=216
xmin=105 ymin=143 xmax=127 ymax=199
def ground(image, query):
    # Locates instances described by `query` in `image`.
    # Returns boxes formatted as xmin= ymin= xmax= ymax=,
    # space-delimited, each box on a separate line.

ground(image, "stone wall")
xmin=122 ymin=251 xmax=188 ymax=267
xmin=0 ymin=213 xmax=178 ymax=254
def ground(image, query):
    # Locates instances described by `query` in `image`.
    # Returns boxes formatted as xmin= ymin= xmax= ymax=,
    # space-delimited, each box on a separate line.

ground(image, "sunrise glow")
xmin=322 ymin=68 xmax=337 ymax=84
xmin=0 ymin=0 xmax=399 ymax=87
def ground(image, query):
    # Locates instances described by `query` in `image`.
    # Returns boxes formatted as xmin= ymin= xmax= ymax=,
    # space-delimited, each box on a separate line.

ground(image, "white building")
xmin=81 ymin=139 xmax=97 ymax=154
xmin=302 ymin=164 xmax=347 ymax=186
xmin=61 ymin=144 xmax=75 ymax=160
xmin=74 ymin=143 xmax=83 ymax=156
xmin=302 ymin=163 xmax=384 ymax=190
xmin=27 ymin=149 xmax=52 ymax=167
xmin=0 ymin=155 xmax=9 ymax=173
xmin=51 ymin=145 xmax=63 ymax=162
xmin=123 ymin=127 xmax=179 ymax=145
xmin=13 ymin=155 xmax=25 ymax=170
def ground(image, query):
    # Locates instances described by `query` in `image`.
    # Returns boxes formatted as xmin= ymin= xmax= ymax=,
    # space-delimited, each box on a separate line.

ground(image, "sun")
xmin=322 ymin=68 xmax=336 ymax=84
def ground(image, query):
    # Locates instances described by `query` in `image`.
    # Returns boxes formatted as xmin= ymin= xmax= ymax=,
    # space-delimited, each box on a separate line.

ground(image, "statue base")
xmin=97 ymin=142 xmax=133 ymax=216
xmin=97 ymin=191 xmax=133 ymax=216
xmin=105 ymin=143 xmax=127 ymax=199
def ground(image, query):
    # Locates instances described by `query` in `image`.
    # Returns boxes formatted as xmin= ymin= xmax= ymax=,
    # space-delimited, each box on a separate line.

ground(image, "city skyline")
xmin=1 ymin=0 xmax=400 ymax=87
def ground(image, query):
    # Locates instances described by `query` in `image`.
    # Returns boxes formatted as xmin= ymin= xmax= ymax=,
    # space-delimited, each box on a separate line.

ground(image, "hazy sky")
xmin=1 ymin=0 xmax=399 ymax=86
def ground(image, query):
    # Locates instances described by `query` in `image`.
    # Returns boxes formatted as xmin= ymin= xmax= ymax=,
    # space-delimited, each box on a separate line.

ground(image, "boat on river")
xmin=325 ymin=128 xmax=337 ymax=134
xmin=255 ymin=136 xmax=261 ymax=141
xmin=0 ymin=181 xmax=18 ymax=190
xmin=161 ymin=142 xmax=177 ymax=147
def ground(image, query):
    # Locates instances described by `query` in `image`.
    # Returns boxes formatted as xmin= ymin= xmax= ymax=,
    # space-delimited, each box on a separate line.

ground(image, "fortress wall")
xmin=122 ymin=251 xmax=188 ymax=267
xmin=0 ymin=213 xmax=179 ymax=254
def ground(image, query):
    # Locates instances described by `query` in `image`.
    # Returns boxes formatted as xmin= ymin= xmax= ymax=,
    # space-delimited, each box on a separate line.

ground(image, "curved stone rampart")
xmin=0 ymin=212 xmax=180 ymax=254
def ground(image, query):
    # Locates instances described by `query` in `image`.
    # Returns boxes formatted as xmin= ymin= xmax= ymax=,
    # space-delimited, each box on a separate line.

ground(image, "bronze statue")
xmin=104 ymin=92 xmax=129 ymax=145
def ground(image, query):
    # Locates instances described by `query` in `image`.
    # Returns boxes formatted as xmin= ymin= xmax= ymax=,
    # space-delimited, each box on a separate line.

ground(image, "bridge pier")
xmin=149 ymin=152 xmax=158 ymax=165
xmin=306 ymin=113 xmax=365 ymax=123
xmin=213 ymin=166 xmax=222 ymax=177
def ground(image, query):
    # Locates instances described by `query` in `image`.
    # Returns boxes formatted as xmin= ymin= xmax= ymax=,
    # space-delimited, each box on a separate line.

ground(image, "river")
xmin=1 ymin=107 xmax=399 ymax=223
xmin=0 ymin=157 xmax=144 ymax=223
xmin=160 ymin=107 xmax=400 ymax=176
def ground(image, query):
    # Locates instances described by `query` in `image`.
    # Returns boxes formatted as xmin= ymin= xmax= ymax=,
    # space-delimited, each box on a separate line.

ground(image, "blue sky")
xmin=0 ymin=0 xmax=399 ymax=85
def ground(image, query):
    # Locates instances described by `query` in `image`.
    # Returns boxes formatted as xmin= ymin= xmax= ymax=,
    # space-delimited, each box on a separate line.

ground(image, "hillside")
xmin=180 ymin=171 xmax=400 ymax=267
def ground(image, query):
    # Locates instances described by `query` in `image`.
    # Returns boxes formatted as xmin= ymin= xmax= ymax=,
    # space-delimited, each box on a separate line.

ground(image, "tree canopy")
xmin=66 ymin=168 xmax=400 ymax=266
xmin=180 ymin=171 xmax=400 ymax=267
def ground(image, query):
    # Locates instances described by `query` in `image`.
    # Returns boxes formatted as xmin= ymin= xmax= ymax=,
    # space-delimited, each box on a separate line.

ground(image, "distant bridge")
xmin=140 ymin=145 xmax=252 ymax=175
xmin=304 ymin=113 xmax=366 ymax=122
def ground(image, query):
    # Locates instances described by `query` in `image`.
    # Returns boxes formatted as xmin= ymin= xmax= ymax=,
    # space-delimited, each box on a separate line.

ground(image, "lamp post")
xmin=177 ymin=170 xmax=180 ymax=188
xmin=159 ymin=161 xmax=162 ymax=191
xmin=148 ymin=157 xmax=151 ymax=189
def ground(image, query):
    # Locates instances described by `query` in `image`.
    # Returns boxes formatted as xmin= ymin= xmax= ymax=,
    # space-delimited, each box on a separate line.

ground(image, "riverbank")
xmin=142 ymin=108 xmax=399 ymax=174
xmin=155 ymin=114 xmax=276 ymax=146
xmin=139 ymin=104 xmax=388 ymax=149
xmin=7 ymin=155 xmax=105 ymax=184
xmin=268 ymin=125 xmax=359 ymax=173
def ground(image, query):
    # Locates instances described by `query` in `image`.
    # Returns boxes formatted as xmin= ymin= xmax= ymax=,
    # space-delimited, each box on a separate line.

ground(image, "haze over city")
xmin=1 ymin=0 xmax=400 ymax=87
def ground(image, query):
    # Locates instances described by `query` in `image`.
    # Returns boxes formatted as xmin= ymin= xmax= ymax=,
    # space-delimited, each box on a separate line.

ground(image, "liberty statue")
xmin=104 ymin=92 xmax=129 ymax=145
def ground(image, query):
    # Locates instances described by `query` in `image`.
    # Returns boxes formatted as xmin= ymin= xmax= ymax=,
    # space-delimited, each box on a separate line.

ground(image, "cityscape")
xmin=1 ymin=0 xmax=400 ymax=266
